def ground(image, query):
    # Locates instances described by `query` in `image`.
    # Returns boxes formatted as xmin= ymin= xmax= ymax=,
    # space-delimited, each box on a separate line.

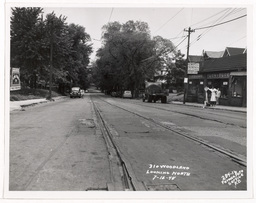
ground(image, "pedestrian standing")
xmin=216 ymin=88 xmax=221 ymax=105
xmin=209 ymin=87 xmax=217 ymax=106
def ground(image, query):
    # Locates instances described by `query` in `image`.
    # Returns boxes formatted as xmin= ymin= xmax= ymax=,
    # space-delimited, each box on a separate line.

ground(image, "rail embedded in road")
xmin=96 ymin=96 xmax=246 ymax=167
xmin=91 ymin=97 xmax=146 ymax=191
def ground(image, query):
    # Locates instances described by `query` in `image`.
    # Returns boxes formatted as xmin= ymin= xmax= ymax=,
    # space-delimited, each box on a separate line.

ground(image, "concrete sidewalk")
xmin=10 ymin=96 xmax=67 ymax=111
xmin=9 ymin=95 xmax=246 ymax=113
xmin=171 ymin=101 xmax=247 ymax=113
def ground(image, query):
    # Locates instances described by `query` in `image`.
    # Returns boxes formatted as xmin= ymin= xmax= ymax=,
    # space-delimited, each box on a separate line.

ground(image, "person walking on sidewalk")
xmin=216 ymin=88 xmax=221 ymax=105
xmin=209 ymin=86 xmax=217 ymax=106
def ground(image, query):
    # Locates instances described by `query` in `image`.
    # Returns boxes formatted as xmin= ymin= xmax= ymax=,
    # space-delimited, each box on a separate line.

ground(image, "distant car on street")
xmin=122 ymin=90 xmax=132 ymax=99
xmin=70 ymin=87 xmax=82 ymax=98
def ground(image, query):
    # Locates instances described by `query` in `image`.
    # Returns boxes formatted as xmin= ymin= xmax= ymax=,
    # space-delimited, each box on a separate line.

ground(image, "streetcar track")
xmin=94 ymin=96 xmax=246 ymax=167
xmin=108 ymin=96 xmax=246 ymax=129
xmin=90 ymin=96 xmax=146 ymax=191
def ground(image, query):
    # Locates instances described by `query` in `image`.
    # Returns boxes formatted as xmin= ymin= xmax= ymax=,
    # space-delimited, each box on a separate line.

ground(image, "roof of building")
xmin=204 ymin=51 xmax=224 ymax=59
xmin=223 ymin=47 xmax=246 ymax=57
xmin=188 ymin=55 xmax=203 ymax=63
xmin=200 ymin=53 xmax=246 ymax=73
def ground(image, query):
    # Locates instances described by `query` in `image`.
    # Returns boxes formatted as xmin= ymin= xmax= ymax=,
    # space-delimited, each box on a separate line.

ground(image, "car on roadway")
xmin=70 ymin=87 xmax=82 ymax=98
xmin=122 ymin=90 xmax=132 ymax=99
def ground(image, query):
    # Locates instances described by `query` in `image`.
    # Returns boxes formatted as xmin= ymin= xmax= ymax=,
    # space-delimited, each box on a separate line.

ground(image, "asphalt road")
xmin=10 ymin=96 xmax=111 ymax=191
xmin=9 ymin=93 xmax=247 ymax=191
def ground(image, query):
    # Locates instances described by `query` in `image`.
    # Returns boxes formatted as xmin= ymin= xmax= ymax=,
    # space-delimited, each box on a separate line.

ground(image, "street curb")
xmin=11 ymin=96 xmax=67 ymax=111
xmin=169 ymin=101 xmax=246 ymax=113
xmin=20 ymin=100 xmax=52 ymax=108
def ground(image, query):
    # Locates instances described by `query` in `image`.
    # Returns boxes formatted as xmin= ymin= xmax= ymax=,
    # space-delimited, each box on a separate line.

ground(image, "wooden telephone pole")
xmin=183 ymin=27 xmax=194 ymax=104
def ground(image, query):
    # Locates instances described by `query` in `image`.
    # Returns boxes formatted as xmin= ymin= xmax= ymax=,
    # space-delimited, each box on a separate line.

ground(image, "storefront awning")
xmin=230 ymin=71 xmax=246 ymax=76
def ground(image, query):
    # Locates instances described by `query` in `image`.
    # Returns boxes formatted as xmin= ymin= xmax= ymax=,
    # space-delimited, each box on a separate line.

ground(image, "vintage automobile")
xmin=70 ymin=87 xmax=82 ymax=98
xmin=122 ymin=90 xmax=132 ymax=99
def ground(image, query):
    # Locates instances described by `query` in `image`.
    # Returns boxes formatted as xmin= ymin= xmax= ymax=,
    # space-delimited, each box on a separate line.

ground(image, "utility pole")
xmin=183 ymin=27 xmax=194 ymax=104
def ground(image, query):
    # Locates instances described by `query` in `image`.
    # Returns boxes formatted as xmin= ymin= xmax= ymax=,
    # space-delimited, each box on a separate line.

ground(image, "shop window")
xmin=220 ymin=81 xmax=228 ymax=98
xmin=220 ymin=87 xmax=228 ymax=98
xmin=231 ymin=77 xmax=243 ymax=97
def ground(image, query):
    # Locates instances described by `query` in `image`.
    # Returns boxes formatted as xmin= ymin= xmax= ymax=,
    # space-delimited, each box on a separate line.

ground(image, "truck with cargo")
xmin=142 ymin=81 xmax=169 ymax=103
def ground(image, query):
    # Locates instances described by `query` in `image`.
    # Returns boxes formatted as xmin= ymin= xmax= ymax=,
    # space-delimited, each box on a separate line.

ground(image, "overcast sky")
xmin=42 ymin=6 xmax=246 ymax=62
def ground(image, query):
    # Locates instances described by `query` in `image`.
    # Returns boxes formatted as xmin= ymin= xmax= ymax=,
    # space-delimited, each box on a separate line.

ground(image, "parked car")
xmin=70 ymin=87 xmax=82 ymax=98
xmin=122 ymin=90 xmax=132 ymax=99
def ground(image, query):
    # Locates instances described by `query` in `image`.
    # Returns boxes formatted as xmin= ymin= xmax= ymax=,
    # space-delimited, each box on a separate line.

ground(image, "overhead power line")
xmin=227 ymin=35 xmax=246 ymax=46
xmin=189 ymin=8 xmax=230 ymax=28
xmin=175 ymin=35 xmax=188 ymax=48
xmin=153 ymin=8 xmax=184 ymax=34
xmin=169 ymin=35 xmax=186 ymax=40
xmin=194 ymin=14 xmax=246 ymax=30
xmin=108 ymin=8 xmax=114 ymax=22
xmin=180 ymin=10 xmax=246 ymax=53
xmin=189 ymin=8 xmax=236 ymax=47
xmin=141 ymin=36 xmax=188 ymax=63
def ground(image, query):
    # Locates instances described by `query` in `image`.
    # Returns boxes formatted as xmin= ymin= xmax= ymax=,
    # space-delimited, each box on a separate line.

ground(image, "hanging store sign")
xmin=207 ymin=73 xmax=230 ymax=79
xmin=230 ymin=71 xmax=246 ymax=76
xmin=188 ymin=63 xmax=200 ymax=74
xmin=10 ymin=68 xmax=21 ymax=91
xmin=188 ymin=74 xmax=203 ymax=79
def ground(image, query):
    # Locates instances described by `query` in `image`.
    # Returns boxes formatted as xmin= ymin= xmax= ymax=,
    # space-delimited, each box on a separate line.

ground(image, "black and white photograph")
xmin=1 ymin=0 xmax=255 ymax=202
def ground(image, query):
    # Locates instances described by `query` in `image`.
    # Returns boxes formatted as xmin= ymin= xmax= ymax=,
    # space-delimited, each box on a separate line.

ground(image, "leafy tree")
xmin=11 ymin=7 xmax=45 ymax=88
xmin=64 ymin=23 xmax=92 ymax=90
xmin=152 ymin=36 xmax=186 ymax=89
xmin=11 ymin=8 xmax=92 ymax=92
xmin=172 ymin=50 xmax=186 ymax=89
xmin=95 ymin=20 xmax=159 ymax=97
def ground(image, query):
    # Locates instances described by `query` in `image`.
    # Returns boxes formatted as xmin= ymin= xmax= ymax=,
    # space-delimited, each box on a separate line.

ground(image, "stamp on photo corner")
xmin=221 ymin=170 xmax=243 ymax=187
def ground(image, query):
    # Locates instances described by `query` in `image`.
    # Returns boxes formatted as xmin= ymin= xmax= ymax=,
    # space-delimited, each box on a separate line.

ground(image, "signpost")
xmin=188 ymin=62 xmax=200 ymax=74
xmin=183 ymin=27 xmax=195 ymax=104
xmin=10 ymin=68 xmax=21 ymax=91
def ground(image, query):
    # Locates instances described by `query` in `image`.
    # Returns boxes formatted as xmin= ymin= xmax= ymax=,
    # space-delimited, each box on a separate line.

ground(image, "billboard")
xmin=10 ymin=68 xmax=21 ymax=91
xmin=188 ymin=62 xmax=200 ymax=74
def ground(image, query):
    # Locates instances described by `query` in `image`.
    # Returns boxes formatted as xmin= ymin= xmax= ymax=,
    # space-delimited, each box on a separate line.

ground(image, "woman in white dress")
xmin=209 ymin=87 xmax=217 ymax=106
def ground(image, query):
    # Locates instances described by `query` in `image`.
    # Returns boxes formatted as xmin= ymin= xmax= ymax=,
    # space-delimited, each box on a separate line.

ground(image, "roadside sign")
xmin=188 ymin=62 xmax=199 ymax=74
xmin=10 ymin=68 xmax=21 ymax=91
